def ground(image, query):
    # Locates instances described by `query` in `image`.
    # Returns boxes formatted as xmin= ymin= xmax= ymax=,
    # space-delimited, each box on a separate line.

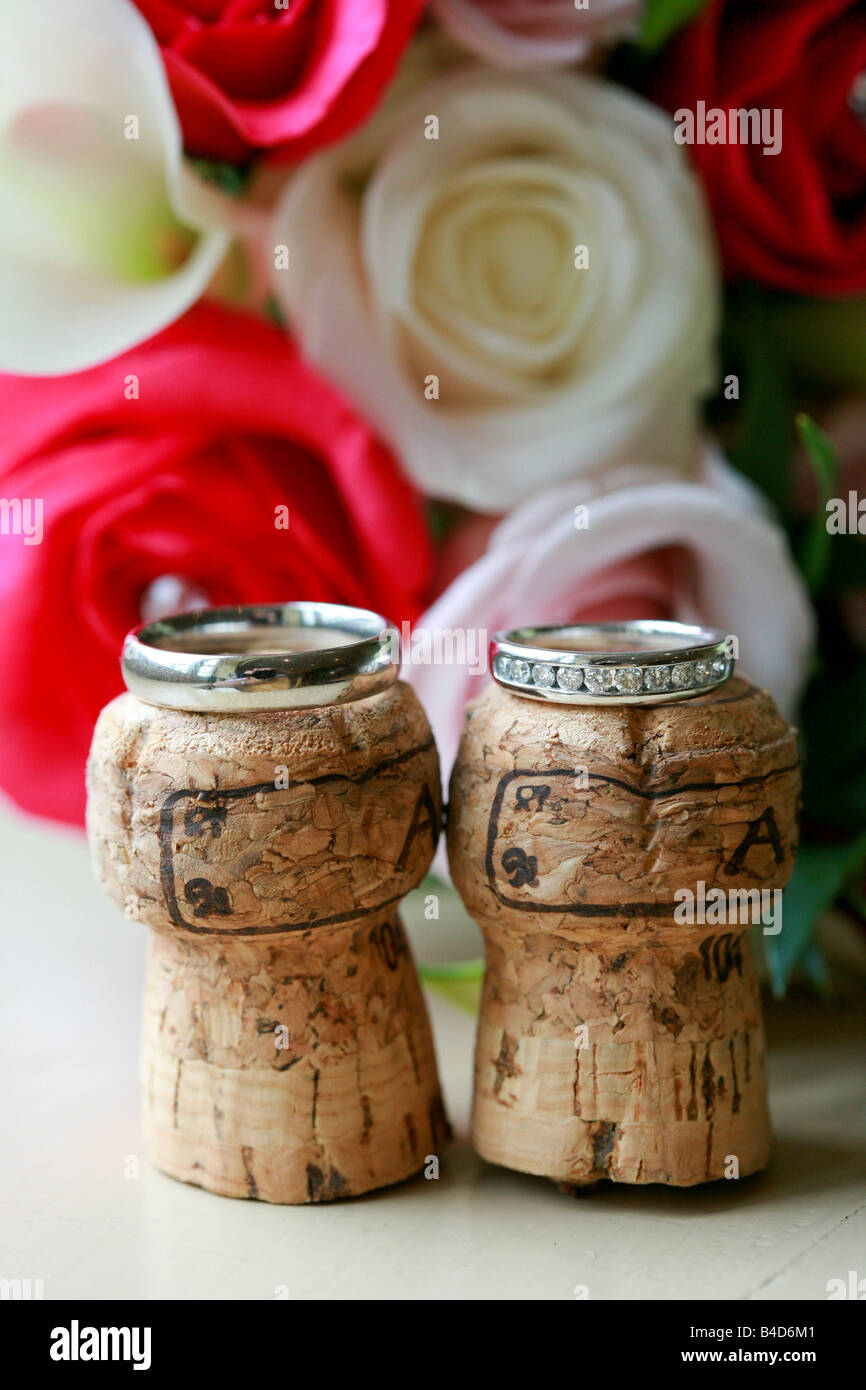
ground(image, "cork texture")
xmin=447 ymin=676 xmax=801 ymax=1187
xmin=87 ymin=683 xmax=449 ymax=1203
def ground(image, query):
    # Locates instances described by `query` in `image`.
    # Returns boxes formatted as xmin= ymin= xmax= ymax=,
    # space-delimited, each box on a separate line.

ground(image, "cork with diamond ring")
xmin=447 ymin=675 xmax=800 ymax=1187
xmin=87 ymin=682 xmax=449 ymax=1203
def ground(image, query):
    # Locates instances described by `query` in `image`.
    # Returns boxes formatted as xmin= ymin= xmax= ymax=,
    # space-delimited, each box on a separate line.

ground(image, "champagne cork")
xmin=447 ymin=676 xmax=800 ymax=1187
xmin=87 ymin=681 xmax=449 ymax=1203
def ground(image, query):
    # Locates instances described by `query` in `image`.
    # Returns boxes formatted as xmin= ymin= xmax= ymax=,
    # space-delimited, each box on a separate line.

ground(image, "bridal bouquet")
xmin=1 ymin=0 xmax=864 ymax=991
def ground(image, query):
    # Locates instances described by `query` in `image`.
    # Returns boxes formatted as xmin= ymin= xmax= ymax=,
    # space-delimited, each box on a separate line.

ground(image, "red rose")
xmin=0 ymin=303 xmax=432 ymax=827
xmin=133 ymin=0 xmax=426 ymax=162
xmin=650 ymin=0 xmax=866 ymax=295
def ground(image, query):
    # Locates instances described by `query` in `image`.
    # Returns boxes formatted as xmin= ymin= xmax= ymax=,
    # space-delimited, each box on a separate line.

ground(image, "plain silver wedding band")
xmin=122 ymin=602 xmax=400 ymax=712
xmin=490 ymin=620 xmax=734 ymax=706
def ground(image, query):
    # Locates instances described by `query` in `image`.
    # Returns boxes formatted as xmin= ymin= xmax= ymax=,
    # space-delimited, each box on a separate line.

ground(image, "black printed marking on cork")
xmin=591 ymin=1121 xmax=617 ymax=1174
xmin=306 ymin=1165 xmax=350 ymax=1202
xmin=485 ymin=761 xmax=797 ymax=916
xmin=492 ymin=1032 xmax=520 ymax=1096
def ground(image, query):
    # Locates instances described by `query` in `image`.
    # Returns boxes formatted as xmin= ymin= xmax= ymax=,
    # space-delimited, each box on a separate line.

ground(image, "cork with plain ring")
xmin=87 ymin=681 xmax=449 ymax=1203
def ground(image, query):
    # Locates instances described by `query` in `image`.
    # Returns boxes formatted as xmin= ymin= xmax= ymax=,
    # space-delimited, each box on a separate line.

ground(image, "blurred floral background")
xmin=1 ymin=0 xmax=865 ymax=997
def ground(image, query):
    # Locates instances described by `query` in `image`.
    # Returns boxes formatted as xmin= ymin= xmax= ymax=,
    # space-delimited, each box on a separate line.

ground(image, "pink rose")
xmin=432 ymin=0 xmax=641 ymax=67
xmin=406 ymin=449 xmax=814 ymax=787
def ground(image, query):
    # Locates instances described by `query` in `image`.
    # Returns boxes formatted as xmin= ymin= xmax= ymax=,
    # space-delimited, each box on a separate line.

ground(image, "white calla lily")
xmin=0 ymin=0 xmax=230 ymax=375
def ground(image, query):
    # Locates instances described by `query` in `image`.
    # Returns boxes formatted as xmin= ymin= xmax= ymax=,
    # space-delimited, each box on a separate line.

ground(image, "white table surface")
xmin=2 ymin=800 xmax=864 ymax=1302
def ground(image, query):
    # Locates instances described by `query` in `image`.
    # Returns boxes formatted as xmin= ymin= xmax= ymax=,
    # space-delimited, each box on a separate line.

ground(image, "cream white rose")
xmin=433 ymin=0 xmax=642 ymax=69
xmin=272 ymin=63 xmax=719 ymax=510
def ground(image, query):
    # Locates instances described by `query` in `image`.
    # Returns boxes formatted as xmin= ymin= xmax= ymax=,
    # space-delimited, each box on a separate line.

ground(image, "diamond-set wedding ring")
xmin=490 ymin=621 xmax=734 ymax=706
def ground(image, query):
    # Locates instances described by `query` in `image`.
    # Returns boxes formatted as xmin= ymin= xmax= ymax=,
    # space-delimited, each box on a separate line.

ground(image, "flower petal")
xmin=405 ymin=446 xmax=815 ymax=789
xmin=272 ymin=62 xmax=719 ymax=509
xmin=0 ymin=0 xmax=228 ymax=374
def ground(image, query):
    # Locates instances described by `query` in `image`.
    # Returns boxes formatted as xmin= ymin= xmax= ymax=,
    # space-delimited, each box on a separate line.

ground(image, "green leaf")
xmin=426 ymin=501 xmax=461 ymax=546
xmin=822 ymin=531 xmax=866 ymax=592
xmin=798 ymin=650 xmax=866 ymax=837
xmin=190 ymin=159 xmax=251 ymax=197
xmin=800 ymin=940 xmax=833 ymax=998
xmin=640 ymin=0 xmax=709 ymax=50
xmin=796 ymin=414 xmax=841 ymax=595
xmin=263 ymin=293 xmax=286 ymax=329
xmin=764 ymin=835 xmax=866 ymax=997
xmin=803 ymin=665 xmax=866 ymax=787
xmin=724 ymin=294 xmax=795 ymax=518
xmin=419 ymin=959 xmax=484 ymax=1016
xmin=774 ymin=297 xmax=866 ymax=392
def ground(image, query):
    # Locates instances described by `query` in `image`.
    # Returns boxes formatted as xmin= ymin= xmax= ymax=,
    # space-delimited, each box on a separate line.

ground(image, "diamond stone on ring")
xmin=489 ymin=621 xmax=734 ymax=706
